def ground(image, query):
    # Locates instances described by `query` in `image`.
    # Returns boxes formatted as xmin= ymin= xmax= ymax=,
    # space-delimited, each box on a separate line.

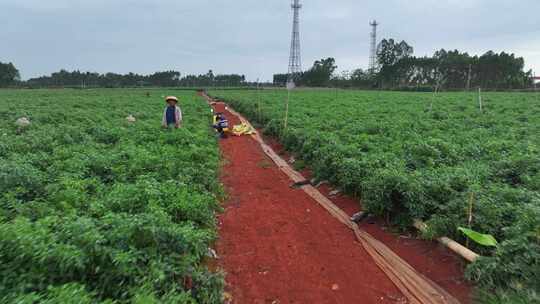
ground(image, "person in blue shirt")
xmin=161 ymin=96 xmax=183 ymax=129
xmin=213 ymin=112 xmax=229 ymax=138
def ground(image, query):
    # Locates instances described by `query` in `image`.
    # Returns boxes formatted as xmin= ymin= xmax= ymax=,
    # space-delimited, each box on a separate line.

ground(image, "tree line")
xmin=0 ymin=64 xmax=249 ymax=88
xmin=274 ymin=39 xmax=534 ymax=90
xmin=25 ymin=70 xmax=181 ymax=88
xmin=374 ymin=39 xmax=532 ymax=90
xmin=26 ymin=69 xmax=248 ymax=88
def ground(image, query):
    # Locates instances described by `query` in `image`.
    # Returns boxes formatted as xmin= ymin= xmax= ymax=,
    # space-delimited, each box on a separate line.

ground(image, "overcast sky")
xmin=1 ymin=0 xmax=539 ymax=81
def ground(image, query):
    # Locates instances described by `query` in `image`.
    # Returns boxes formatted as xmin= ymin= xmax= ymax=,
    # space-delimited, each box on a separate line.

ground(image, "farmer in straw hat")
xmin=162 ymin=96 xmax=183 ymax=129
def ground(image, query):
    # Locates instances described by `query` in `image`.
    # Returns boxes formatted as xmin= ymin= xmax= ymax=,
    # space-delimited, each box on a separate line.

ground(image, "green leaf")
xmin=458 ymin=227 xmax=498 ymax=247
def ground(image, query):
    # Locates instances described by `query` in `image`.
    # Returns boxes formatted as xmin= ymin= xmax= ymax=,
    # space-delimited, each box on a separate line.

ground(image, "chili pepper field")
xmin=210 ymin=88 xmax=540 ymax=302
xmin=1 ymin=87 xmax=538 ymax=303
xmin=0 ymin=89 xmax=223 ymax=303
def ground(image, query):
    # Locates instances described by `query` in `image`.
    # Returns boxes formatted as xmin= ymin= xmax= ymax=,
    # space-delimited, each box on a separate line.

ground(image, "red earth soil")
xmin=210 ymin=101 xmax=472 ymax=304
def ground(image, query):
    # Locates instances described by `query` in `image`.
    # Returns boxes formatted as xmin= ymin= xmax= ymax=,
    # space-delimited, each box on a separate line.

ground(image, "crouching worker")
xmin=213 ymin=112 xmax=229 ymax=138
xmin=162 ymin=96 xmax=183 ymax=129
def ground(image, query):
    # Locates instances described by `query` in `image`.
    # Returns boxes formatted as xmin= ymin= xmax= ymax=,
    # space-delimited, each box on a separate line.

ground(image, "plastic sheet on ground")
xmin=232 ymin=123 xmax=256 ymax=136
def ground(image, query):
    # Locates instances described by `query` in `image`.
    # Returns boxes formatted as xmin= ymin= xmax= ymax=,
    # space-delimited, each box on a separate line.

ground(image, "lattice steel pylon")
xmin=288 ymin=0 xmax=302 ymax=81
xmin=369 ymin=20 xmax=379 ymax=74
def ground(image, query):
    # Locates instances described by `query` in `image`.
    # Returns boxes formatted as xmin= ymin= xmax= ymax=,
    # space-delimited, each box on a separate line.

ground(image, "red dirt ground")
xmin=210 ymin=101 xmax=472 ymax=304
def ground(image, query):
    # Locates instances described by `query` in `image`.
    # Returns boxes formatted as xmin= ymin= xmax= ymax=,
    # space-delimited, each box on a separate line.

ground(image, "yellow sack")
xmin=232 ymin=123 xmax=256 ymax=136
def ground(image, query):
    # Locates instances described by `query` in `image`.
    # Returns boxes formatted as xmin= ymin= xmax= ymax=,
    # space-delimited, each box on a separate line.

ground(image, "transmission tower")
xmin=369 ymin=20 xmax=379 ymax=74
xmin=288 ymin=0 xmax=302 ymax=81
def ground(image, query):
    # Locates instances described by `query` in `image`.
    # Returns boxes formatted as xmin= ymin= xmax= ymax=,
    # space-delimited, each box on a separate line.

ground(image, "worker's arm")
xmin=176 ymin=107 xmax=183 ymax=128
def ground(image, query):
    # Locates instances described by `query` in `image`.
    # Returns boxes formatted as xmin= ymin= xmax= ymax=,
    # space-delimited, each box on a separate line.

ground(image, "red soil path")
xmin=210 ymin=101 xmax=472 ymax=304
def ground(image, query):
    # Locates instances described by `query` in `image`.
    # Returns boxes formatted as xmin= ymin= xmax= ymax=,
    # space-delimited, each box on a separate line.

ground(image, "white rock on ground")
xmin=206 ymin=248 xmax=219 ymax=259
xmin=15 ymin=117 xmax=31 ymax=128
xmin=329 ymin=189 xmax=341 ymax=196
xmin=126 ymin=115 xmax=136 ymax=123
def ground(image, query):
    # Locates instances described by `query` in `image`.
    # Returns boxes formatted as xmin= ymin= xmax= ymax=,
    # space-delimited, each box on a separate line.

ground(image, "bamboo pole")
xmin=478 ymin=87 xmax=483 ymax=113
xmin=413 ymin=220 xmax=480 ymax=263
xmin=284 ymin=89 xmax=290 ymax=131
xmin=430 ymin=77 xmax=442 ymax=113
xmin=256 ymin=79 xmax=262 ymax=121
xmin=534 ymin=73 xmax=538 ymax=102
xmin=430 ymin=88 xmax=436 ymax=113
xmin=466 ymin=64 xmax=472 ymax=91
xmin=466 ymin=192 xmax=475 ymax=248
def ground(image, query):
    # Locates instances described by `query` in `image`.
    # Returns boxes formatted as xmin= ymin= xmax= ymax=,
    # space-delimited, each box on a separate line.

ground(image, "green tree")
xmin=372 ymin=45 xmax=531 ymax=90
xmin=273 ymin=74 xmax=289 ymax=86
xmin=0 ymin=62 xmax=20 ymax=87
xmin=301 ymin=57 xmax=337 ymax=87
xmin=148 ymin=71 xmax=181 ymax=87
xmin=376 ymin=39 xmax=414 ymax=87
xmin=349 ymin=69 xmax=377 ymax=88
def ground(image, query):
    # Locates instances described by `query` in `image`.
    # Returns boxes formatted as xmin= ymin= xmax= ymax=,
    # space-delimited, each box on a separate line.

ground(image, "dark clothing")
xmin=216 ymin=127 xmax=227 ymax=138
xmin=213 ymin=117 xmax=229 ymax=138
xmin=216 ymin=119 xmax=228 ymax=129
xmin=166 ymin=106 xmax=176 ymax=125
